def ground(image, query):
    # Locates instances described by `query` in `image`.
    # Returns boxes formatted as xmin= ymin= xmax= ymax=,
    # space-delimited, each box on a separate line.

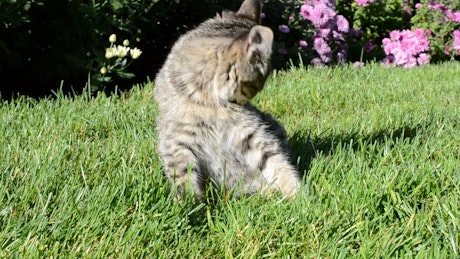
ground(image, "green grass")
xmin=1 ymin=62 xmax=459 ymax=257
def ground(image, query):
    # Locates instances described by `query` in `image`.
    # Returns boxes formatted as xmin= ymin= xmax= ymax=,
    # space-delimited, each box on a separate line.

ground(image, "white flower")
xmin=130 ymin=47 xmax=142 ymax=59
xmin=123 ymin=39 xmax=130 ymax=46
xmin=100 ymin=67 xmax=107 ymax=75
xmin=116 ymin=45 xmax=129 ymax=58
xmin=109 ymin=34 xmax=117 ymax=43
xmin=105 ymin=45 xmax=130 ymax=59
xmin=105 ymin=47 xmax=117 ymax=59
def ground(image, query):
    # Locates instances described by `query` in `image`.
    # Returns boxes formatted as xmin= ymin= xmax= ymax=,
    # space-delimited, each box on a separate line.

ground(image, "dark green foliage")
xmin=0 ymin=0 xmax=240 ymax=98
xmin=1 ymin=0 xmax=109 ymax=97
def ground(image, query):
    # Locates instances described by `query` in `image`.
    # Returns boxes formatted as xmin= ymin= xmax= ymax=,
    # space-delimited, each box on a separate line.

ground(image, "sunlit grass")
xmin=1 ymin=62 xmax=459 ymax=257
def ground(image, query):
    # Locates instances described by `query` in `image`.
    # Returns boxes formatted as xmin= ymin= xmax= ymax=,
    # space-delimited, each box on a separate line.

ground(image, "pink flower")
xmin=453 ymin=30 xmax=460 ymax=51
xmin=311 ymin=57 xmax=324 ymax=67
xmin=278 ymin=24 xmax=290 ymax=33
xmin=300 ymin=0 xmax=348 ymax=64
xmin=382 ymin=28 xmax=431 ymax=67
xmin=389 ymin=30 xmax=401 ymax=41
xmin=403 ymin=5 xmax=411 ymax=15
xmin=447 ymin=11 xmax=460 ymax=23
xmin=415 ymin=3 xmax=422 ymax=9
xmin=300 ymin=5 xmax=312 ymax=20
xmin=355 ymin=0 xmax=375 ymax=7
xmin=300 ymin=4 xmax=335 ymax=27
xmin=299 ymin=40 xmax=308 ymax=47
xmin=428 ymin=3 xmax=447 ymax=12
xmin=313 ymin=37 xmax=331 ymax=56
xmin=335 ymin=15 xmax=349 ymax=33
xmin=320 ymin=53 xmax=332 ymax=63
xmin=394 ymin=50 xmax=408 ymax=66
xmin=444 ymin=45 xmax=451 ymax=55
xmin=417 ymin=53 xmax=430 ymax=65
xmin=317 ymin=28 xmax=331 ymax=39
xmin=332 ymin=30 xmax=344 ymax=40
xmin=382 ymin=38 xmax=392 ymax=54
xmin=352 ymin=61 xmax=365 ymax=68
xmin=404 ymin=56 xmax=418 ymax=68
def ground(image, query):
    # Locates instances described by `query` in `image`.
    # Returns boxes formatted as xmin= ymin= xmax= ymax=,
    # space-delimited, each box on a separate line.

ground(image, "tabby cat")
xmin=154 ymin=0 xmax=301 ymax=200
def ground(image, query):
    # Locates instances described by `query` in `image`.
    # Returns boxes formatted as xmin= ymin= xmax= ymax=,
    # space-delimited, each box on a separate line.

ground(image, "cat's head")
xmin=229 ymin=0 xmax=274 ymax=104
xmin=161 ymin=0 xmax=274 ymax=106
xmin=230 ymin=25 xmax=273 ymax=104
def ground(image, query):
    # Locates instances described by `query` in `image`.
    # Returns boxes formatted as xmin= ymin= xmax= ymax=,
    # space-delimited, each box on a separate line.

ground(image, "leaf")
xmin=110 ymin=0 xmax=123 ymax=10
xmin=116 ymin=71 xmax=135 ymax=79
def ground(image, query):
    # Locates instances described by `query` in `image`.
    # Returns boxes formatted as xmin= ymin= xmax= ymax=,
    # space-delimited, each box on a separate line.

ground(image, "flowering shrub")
xmin=335 ymin=0 xmax=413 ymax=63
xmin=90 ymin=34 xmax=142 ymax=91
xmin=411 ymin=0 xmax=460 ymax=62
xmin=382 ymin=28 xmax=431 ymax=67
xmin=300 ymin=0 xmax=350 ymax=66
xmin=268 ymin=0 xmax=459 ymax=68
xmin=264 ymin=0 xmax=350 ymax=67
xmin=265 ymin=0 xmax=415 ymax=67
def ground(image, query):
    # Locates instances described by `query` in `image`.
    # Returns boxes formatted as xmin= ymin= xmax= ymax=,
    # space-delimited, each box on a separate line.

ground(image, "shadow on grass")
xmin=289 ymin=124 xmax=422 ymax=177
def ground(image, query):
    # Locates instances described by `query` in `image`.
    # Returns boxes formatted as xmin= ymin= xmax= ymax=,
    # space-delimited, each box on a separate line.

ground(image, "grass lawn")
xmin=1 ymin=62 xmax=459 ymax=257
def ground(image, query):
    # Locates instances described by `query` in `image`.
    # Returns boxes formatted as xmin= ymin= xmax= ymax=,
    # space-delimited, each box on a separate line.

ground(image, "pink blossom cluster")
xmin=382 ymin=28 xmax=431 ymax=68
xmin=453 ymin=30 xmax=460 ymax=53
xmin=432 ymin=2 xmax=460 ymax=23
xmin=355 ymin=0 xmax=375 ymax=8
xmin=416 ymin=1 xmax=460 ymax=23
xmin=448 ymin=12 xmax=460 ymax=23
xmin=300 ymin=0 xmax=349 ymax=65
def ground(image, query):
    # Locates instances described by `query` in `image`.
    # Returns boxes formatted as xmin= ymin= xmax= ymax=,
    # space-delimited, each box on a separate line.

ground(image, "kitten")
xmin=154 ymin=0 xmax=301 ymax=200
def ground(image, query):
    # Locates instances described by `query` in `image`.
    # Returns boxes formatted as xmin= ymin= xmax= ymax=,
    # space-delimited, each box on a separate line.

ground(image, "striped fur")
xmin=154 ymin=0 xmax=301 ymax=200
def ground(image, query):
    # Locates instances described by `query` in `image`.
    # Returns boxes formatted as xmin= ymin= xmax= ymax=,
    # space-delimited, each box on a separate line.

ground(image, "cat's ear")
xmin=237 ymin=0 xmax=263 ymax=23
xmin=246 ymin=25 xmax=273 ymax=64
